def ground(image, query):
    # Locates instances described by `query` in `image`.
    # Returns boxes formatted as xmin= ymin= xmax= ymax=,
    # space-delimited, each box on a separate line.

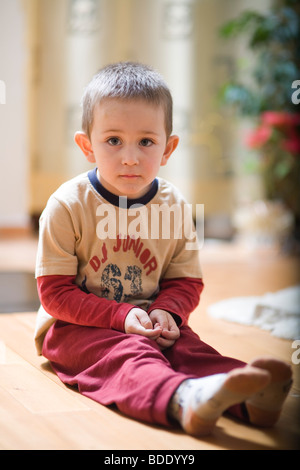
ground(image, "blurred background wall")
xmin=0 ymin=0 xmax=276 ymax=239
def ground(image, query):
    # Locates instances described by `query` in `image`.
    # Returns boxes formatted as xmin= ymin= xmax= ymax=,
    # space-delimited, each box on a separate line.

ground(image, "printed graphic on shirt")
xmin=85 ymin=234 xmax=159 ymax=303
xmin=88 ymin=235 xmax=158 ymax=276
xmin=101 ymin=263 xmax=142 ymax=302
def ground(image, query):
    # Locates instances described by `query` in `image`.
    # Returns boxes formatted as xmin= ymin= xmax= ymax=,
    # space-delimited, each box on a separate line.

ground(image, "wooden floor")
xmin=0 ymin=234 xmax=299 ymax=450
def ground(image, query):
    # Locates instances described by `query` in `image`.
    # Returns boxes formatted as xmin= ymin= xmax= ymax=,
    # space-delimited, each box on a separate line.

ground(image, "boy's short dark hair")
xmin=81 ymin=62 xmax=173 ymax=139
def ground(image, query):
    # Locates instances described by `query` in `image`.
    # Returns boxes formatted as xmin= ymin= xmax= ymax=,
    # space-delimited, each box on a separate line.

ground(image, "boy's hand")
xmin=149 ymin=309 xmax=180 ymax=350
xmin=124 ymin=308 xmax=162 ymax=339
xmin=124 ymin=308 xmax=180 ymax=350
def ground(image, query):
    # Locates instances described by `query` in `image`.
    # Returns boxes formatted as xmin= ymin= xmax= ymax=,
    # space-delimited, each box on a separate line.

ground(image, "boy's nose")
xmin=121 ymin=146 xmax=139 ymax=165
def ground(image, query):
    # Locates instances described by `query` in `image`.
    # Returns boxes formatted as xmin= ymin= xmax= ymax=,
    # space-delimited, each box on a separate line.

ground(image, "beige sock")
xmin=246 ymin=357 xmax=293 ymax=427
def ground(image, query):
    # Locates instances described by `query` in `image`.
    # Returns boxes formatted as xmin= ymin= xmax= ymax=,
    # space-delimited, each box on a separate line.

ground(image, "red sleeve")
xmin=37 ymin=274 xmax=134 ymax=332
xmin=147 ymin=277 xmax=204 ymax=326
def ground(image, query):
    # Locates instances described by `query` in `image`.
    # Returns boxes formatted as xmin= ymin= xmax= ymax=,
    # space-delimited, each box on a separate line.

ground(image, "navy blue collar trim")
xmin=88 ymin=168 xmax=158 ymax=208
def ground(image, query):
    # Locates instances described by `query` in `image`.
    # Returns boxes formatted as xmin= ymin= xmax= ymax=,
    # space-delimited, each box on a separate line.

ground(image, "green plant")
xmin=219 ymin=0 xmax=300 ymax=116
xmin=245 ymin=110 xmax=300 ymax=217
xmin=219 ymin=0 xmax=300 ymax=225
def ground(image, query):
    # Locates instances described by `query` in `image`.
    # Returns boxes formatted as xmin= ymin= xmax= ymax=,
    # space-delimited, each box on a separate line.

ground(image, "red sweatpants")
xmin=42 ymin=321 xmax=247 ymax=427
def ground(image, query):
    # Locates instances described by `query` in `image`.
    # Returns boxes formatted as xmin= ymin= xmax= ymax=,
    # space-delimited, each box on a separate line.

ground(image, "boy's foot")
xmin=245 ymin=357 xmax=293 ymax=427
xmin=168 ymin=365 xmax=271 ymax=436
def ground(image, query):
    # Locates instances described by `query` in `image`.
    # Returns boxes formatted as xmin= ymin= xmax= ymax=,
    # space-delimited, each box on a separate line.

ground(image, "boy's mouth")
xmin=120 ymin=174 xmax=140 ymax=178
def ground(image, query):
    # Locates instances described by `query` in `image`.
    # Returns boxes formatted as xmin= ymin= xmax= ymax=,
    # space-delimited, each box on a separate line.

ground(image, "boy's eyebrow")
xmin=102 ymin=129 xmax=161 ymax=136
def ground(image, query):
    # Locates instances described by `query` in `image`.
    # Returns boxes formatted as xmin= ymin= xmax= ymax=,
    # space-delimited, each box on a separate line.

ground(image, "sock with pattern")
xmin=168 ymin=365 xmax=271 ymax=436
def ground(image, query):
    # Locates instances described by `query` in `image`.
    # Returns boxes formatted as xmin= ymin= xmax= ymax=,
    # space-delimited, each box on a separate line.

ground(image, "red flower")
xmin=261 ymin=111 xmax=300 ymax=127
xmin=245 ymin=125 xmax=272 ymax=148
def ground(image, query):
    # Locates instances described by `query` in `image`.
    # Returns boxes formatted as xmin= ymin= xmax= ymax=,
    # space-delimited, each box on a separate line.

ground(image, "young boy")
xmin=35 ymin=62 xmax=292 ymax=437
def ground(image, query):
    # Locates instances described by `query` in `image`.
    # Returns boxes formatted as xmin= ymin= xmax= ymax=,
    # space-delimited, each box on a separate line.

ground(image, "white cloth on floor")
xmin=207 ymin=285 xmax=300 ymax=340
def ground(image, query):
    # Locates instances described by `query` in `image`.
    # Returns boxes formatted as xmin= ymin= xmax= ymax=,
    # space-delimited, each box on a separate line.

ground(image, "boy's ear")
xmin=74 ymin=132 xmax=95 ymax=163
xmin=161 ymin=135 xmax=179 ymax=166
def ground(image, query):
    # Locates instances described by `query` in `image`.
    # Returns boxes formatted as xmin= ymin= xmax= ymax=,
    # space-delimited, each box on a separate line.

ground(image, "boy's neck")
xmin=88 ymin=168 xmax=158 ymax=208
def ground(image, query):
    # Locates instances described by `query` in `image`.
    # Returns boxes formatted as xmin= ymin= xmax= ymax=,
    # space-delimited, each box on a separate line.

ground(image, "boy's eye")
xmin=140 ymin=138 xmax=153 ymax=147
xmin=107 ymin=137 xmax=121 ymax=146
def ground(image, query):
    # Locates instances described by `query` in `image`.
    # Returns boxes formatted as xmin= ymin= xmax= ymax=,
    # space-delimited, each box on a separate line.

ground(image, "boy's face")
xmin=75 ymin=98 xmax=178 ymax=199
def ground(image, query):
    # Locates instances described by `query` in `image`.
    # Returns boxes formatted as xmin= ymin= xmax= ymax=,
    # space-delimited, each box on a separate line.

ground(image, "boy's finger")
xmin=140 ymin=316 xmax=154 ymax=330
xmin=137 ymin=326 xmax=162 ymax=340
xmin=137 ymin=313 xmax=162 ymax=337
xmin=156 ymin=336 xmax=175 ymax=349
xmin=161 ymin=328 xmax=180 ymax=340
